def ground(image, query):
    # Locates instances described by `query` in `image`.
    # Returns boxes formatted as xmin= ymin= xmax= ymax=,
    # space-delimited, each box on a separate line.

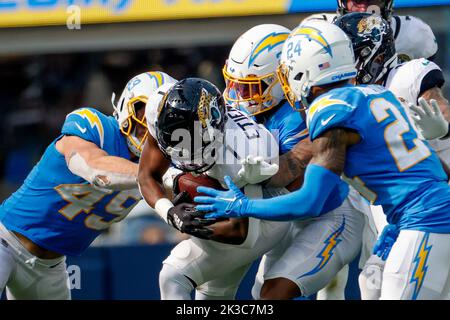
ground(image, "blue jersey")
xmin=307 ymin=84 xmax=450 ymax=233
xmin=0 ymin=108 xmax=141 ymax=256
xmin=257 ymin=101 xmax=308 ymax=154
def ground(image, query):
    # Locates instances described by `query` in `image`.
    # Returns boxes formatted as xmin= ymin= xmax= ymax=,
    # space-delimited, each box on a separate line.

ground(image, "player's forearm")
xmin=67 ymin=152 xmax=138 ymax=190
xmin=244 ymin=164 xmax=348 ymax=221
xmin=265 ymin=138 xmax=313 ymax=188
xmin=137 ymin=170 xmax=168 ymax=208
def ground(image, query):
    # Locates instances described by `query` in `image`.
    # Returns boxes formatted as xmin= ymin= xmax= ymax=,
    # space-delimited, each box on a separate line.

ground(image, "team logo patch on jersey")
xmin=70 ymin=109 xmax=104 ymax=148
xmin=307 ymin=95 xmax=353 ymax=125
xmin=248 ymin=32 xmax=289 ymax=67
xmin=290 ymin=26 xmax=333 ymax=57
xmin=410 ymin=233 xmax=432 ymax=300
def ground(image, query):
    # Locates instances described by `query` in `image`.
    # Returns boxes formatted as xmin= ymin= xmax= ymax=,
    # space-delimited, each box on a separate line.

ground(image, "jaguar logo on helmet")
xmin=357 ymin=15 xmax=383 ymax=41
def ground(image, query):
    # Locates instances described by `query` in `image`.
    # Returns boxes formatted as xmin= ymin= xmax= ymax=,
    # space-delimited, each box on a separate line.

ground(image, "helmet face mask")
xmin=223 ymin=64 xmax=278 ymax=115
xmin=337 ymin=0 xmax=394 ymax=20
xmin=156 ymin=78 xmax=226 ymax=173
xmin=115 ymin=95 xmax=148 ymax=156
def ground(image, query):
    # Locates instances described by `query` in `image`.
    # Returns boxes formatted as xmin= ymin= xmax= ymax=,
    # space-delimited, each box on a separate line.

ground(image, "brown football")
xmin=176 ymin=172 xmax=224 ymax=202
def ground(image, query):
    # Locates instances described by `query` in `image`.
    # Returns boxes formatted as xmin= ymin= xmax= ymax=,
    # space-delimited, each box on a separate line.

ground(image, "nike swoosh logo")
xmin=75 ymin=123 xmax=87 ymax=134
xmin=321 ymin=114 xmax=336 ymax=126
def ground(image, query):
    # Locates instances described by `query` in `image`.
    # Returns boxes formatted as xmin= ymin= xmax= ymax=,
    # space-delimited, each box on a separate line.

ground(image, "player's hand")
xmin=194 ymin=176 xmax=251 ymax=218
xmin=167 ymin=202 xmax=216 ymax=235
xmin=373 ymin=224 xmax=399 ymax=261
xmin=410 ymin=98 xmax=449 ymax=140
xmin=236 ymin=155 xmax=279 ymax=185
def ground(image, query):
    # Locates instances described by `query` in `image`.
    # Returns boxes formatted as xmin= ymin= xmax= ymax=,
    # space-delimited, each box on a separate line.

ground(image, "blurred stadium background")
xmin=0 ymin=0 xmax=449 ymax=299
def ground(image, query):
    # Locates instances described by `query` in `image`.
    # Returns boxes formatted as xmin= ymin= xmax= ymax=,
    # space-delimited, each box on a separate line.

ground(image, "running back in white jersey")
xmin=385 ymin=58 xmax=449 ymax=157
xmin=302 ymin=13 xmax=437 ymax=60
xmin=145 ymin=82 xmax=279 ymax=188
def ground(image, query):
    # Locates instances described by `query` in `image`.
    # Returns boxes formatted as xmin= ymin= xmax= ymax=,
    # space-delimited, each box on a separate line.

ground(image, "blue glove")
xmin=194 ymin=176 xmax=251 ymax=218
xmin=373 ymin=224 xmax=399 ymax=261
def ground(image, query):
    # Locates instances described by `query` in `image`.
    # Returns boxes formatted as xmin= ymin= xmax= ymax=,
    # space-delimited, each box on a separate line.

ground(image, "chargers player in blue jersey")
xmin=219 ymin=24 xmax=368 ymax=300
xmin=0 ymin=71 xmax=192 ymax=299
xmin=335 ymin=12 xmax=450 ymax=300
xmin=195 ymin=21 xmax=450 ymax=299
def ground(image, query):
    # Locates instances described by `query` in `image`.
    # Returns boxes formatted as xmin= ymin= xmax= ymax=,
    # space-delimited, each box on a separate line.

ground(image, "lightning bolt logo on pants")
xmin=410 ymin=232 xmax=432 ymax=300
xmin=298 ymin=216 xmax=346 ymax=279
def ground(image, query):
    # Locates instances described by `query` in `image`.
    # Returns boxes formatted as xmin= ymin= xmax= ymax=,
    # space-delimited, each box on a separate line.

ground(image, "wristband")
xmin=154 ymin=198 xmax=174 ymax=223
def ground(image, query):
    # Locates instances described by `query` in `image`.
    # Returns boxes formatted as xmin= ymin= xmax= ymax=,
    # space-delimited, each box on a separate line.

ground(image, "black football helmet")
xmin=335 ymin=12 xmax=397 ymax=84
xmin=156 ymin=78 xmax=226 ymax=173
xmin=337 ymin=0 xmax=394 ymax=20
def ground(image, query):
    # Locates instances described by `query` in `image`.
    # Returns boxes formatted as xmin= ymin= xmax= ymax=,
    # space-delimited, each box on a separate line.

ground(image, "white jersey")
xmin=302 ymin=13 xmax=437 ymax=60
xmin=385 ymin=58 xmax=449 ymax=155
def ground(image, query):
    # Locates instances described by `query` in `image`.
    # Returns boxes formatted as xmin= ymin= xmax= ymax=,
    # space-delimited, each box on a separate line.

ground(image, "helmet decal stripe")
xmin=248 ymin=32 xmax=289 ymax=67
xmin=146 ymin=72 xmax=165 ymax=88
xmin=291 ymin=26 xmax=333 ymax=57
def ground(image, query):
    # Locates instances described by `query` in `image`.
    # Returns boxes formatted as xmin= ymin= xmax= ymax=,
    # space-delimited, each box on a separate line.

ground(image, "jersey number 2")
xmin=370 ymin=98 xmax=431 ymax=171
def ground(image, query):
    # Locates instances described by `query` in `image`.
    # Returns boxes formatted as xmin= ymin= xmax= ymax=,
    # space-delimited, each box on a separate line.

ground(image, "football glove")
xmin=410 ymin=98 xmax=449 ymax=140
xmin=373 ymin=224 xmax=399 ymax=261
xmin=236 ymin=155 xmax=279 ymax=185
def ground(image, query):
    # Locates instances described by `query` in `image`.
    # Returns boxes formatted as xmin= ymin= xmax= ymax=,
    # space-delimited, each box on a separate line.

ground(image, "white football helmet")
xmin=223 ymin=24 xmax=290 ymax=115
xmin=113 ymin=71 xmax=176 ymax=157
xmin=277 ymin=20 xmax=357 ymax=109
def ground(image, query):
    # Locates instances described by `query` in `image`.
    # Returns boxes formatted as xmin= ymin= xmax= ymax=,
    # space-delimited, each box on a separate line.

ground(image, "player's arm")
xmin=56 ymin=135 xmax=138 ymax=190
xmin=264 ymin=137 xmax=313 ymax=189
xmin=137 ymin=136 xmax=171 ymax=221
xmin=195 ymin=128 xmax=354 ymax=220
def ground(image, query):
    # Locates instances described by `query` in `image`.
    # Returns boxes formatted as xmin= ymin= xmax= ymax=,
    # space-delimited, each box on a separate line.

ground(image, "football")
xmin=175 ymin=172 xmax=225 ymax=202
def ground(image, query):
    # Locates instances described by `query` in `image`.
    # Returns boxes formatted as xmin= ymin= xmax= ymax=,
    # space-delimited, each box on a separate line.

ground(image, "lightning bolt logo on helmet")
xmin=248 ymin=31 xmax=290 ymax=67
xmin=289 ymin=26 xmax=333 ymax=57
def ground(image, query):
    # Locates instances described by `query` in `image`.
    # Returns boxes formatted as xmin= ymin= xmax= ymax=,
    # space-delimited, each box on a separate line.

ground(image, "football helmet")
xmin=223 ymin=24 xmax=290 ymax=116
xmin=277 ymin=20 xmax=357 ymax=109
xmin=335 ymin=13 xmax=397 ymax=84
xmin=113 ymin=71 xmax=176 ymax=157
xmin=337 ymin=0 xmax=394 ymax=20
xmin=156 ymin=78 xmax=226 ymax=173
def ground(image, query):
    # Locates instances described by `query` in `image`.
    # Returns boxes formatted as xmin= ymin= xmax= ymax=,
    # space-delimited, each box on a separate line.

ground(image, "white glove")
xmin=237 ymin=155 xmax=279 ymax=185
xmin=409 ymin=98 xmax=449 ymax=140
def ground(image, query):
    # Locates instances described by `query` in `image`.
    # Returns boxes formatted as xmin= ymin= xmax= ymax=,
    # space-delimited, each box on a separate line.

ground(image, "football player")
xmin=221 ymin=23 xmax=369 ymax=300
xmin=196 ymin=21 xmax=450 ymax=300
xmin=304 ymin=0 xmax=437 ymax=61
xmin=137 ymin=78 xmax=291 ymax=300
xmin=335 ymin=12 xmax=450 ymax=299
xmin=0 ymin=71 xmax=174 ymax=299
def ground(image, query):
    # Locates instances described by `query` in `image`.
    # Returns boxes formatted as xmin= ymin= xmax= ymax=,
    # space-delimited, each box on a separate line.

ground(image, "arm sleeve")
xmin=243 ymin=164 xmax=349 ymax=221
